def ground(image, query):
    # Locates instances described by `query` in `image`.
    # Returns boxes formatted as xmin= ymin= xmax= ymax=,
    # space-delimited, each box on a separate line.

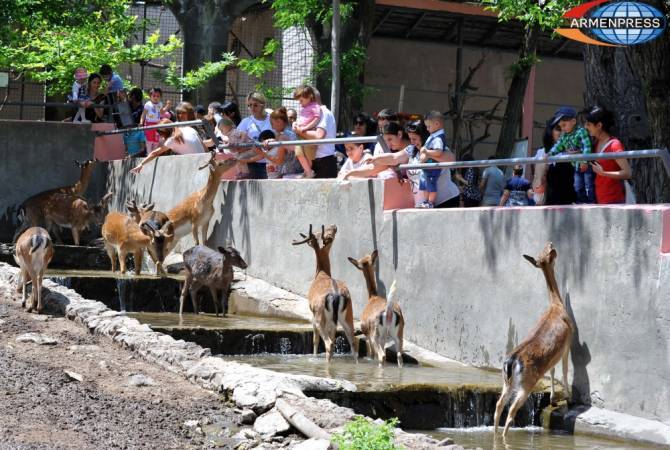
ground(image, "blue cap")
xmin=550 ymin=106 xmax=577 ymax=126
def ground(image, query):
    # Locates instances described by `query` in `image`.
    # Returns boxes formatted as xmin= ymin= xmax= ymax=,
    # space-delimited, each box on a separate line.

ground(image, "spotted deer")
xmin=14 ymin=159 xmax=97 ymax=242
xmin=40 ymin=192 xmax=112 ymax=246
xmin=494 ymin=242 xmax=574 ymax=437
xmin=101 ymin=211 xmax=154 ymax=275
xmin=293 ymin=225 xmax=358 ymax=363
xmin=179 ymin=244 xmax=248 ymax=317
xmin=348 ymin=251 xmax=404 ymax=367
xmin=126 ymin=200 xmax=174 ymax=274
xmin=166 ymin=152 xmax=236 ymax=252
xmin=14 ymin=227 xmax=54 ymax=313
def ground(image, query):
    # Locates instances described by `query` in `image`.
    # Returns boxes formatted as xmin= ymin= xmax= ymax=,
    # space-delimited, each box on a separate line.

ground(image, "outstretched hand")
xmin=130 ymin=164 xmax=143 ymax=174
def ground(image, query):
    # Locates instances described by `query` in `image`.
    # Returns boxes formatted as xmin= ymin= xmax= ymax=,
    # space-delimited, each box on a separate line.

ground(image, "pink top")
xmin=297 ymin=102 xmax=321 ymax=128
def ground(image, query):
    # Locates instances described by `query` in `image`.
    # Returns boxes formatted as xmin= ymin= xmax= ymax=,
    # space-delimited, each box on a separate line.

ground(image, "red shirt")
xmin=595 ymin=138 xmax=625 ymax=204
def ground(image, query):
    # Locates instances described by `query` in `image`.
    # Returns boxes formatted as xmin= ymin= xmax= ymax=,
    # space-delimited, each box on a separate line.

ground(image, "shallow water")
xmin=46 ymin=268 xmax=184 ymax=281
xmin=218 ymin=353 xmax=501 ymax=391
xmin=423 ymin=426 xmax=663 ymax=449
xmin=129 ymin=311 xmax=310 ymax=330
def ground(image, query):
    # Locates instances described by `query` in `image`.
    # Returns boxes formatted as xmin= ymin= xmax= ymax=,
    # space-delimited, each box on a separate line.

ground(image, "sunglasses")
xmin=354 ymin=120 xmax=365 ymax=125
xmin=247 ymin=103 xmax=261 ymax=108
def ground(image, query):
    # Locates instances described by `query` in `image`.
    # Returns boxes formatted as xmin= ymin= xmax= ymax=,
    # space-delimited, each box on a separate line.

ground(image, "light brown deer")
xmin=293 ymin=225 xmax=358 ymax=363
xmin=41 ymin=192 xmax=112 ymax=245
xmin=14 ymin=159 xmax=97 ymax=242
xmin=166 ymin=152 xmax=236 ymax=252
xmin=126 ymin=200 xmax=174 ymax=274
xmin=14 ymin=227 xmax=54 ymax=313
xmin=101 ymin=211 xmax=153 ymax=275
xmin=494 ymin=242 xmax=574 ymax=437
xmin=348 ymin=251 xmax=404 ymax=367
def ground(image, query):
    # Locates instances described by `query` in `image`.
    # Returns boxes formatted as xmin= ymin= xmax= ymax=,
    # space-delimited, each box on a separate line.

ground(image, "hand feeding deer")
xmin=348 ymin=250 xmax=404 ymax=367
xmin=494 ymin=242 xmax=574 ymax=437
xmin=126 ymin=200 xmax=174 ymax=275
xmin=14 ymin=227 xmax=54 ymax=313
xmin=179 ymin=244 xmax=248 ymax=317
xmin=293 ymin=225 xmax=358 ymax=363
xmin=165 ymin=152 xmax=236 ymax=253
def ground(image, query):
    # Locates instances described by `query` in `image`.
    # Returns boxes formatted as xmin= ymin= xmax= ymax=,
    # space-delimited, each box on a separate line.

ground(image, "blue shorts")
xmin=419 ymin=169 xmax=440 ymax=193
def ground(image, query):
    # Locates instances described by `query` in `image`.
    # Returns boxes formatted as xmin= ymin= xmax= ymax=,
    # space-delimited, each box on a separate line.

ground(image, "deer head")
xmin=292 ymin=224 xmax=320 ymax=250
xmin=126 ymin=199 xmax=155 ymax=223
xmin=347 ymin=249 xmax=378 ymax=272
xmin=218 ymin=245 xmax=248 ymax=269
xmin=523 ymin=242 xmax=557 ymax=269
xmin=74 ymin=159 xmax=97 ymax=169
xmin=91 ymin=192 xmax=114 ymax=225
xmin=198 ymin=151 xmax=236 ymax=175
xmin=140 ymin=220 xmax=174 ymax=264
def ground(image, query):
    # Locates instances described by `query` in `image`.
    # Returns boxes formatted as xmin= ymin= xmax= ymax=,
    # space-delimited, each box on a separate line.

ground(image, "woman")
xmin=127 ymin=87 xmax=145 ymax=125
xmin=82 ymin=73 xmax=106 ymax=123
xmin=221 ymin=101 xmax=242 ymax=126
xmin=175 ymin=102 xmax=196 ymax=121
xmin=341 ymin=122 xmax=408 ymax=180
xmin=545 ymin=119 xmax=577 ymax=205
xmin=352 ymin=112 xmax=377 ymax=152
xmin=454 ymin=153 xmax=481 ymax=207
xmin=259 ymin=107 xmax=302 ymax=179
xmin=584 ymin=106 xmax=631 ymax=204
xmin=236 ymin=92 xmax=272 ymax=179
xmin=130 ymin=119 xmax=206 ymax=173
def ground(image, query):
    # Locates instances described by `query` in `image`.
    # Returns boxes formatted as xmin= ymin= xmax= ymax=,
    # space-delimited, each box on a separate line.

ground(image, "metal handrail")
xmin=399 ymin=149 xmax=670 ymax=177
xmin=1 ymin=101 xmax=115 ymax=109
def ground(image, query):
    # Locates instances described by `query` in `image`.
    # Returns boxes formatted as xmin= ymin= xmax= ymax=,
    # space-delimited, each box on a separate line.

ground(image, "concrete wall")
xmin=107 ymin=154 xmax=670 ymax=424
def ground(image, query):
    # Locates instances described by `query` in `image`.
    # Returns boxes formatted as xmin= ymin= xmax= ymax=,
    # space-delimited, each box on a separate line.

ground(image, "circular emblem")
xmin=589 ymin=2 xmax=666 ymax=45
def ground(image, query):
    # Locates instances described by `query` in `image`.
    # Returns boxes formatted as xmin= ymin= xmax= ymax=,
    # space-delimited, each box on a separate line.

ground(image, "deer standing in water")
xmin=14 ymin=227 xmax=54 ymax=313
xmin=348 ymin=250 xmax=404 ymax=367
xmin=494 ymin=242 xmax=574 ymax=437
xmin=101 ymin=211 xmax=154 ymax=275
xmin=293 ymin=225 xmax=358 ymax=363
xmin=126 ymin=200 xmax=174 ymax=275
xmin=166 ymin=152 xmax=236 ymax=253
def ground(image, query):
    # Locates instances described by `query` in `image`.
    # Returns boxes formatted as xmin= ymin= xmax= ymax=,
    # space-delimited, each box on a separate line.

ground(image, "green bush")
xmin=331 ymin=416 xmax=403 ymax=450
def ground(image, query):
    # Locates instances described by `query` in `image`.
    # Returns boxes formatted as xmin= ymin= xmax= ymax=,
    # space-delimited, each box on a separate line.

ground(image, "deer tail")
xmin=502 ymin=354 xmax=522 ymax=386
xmin=29 ymin=233 xmax=48 ymax=254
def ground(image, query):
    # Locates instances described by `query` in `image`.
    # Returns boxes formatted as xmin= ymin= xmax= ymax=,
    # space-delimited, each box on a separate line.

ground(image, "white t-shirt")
xmin=165 ymin=126 xmax=205 ymax=155
xmin=143 ymin=100 xmax=162 ymax=123
xmin=315 ymin=105 xmax=336 ymax=159
xmin=338 ymin=154 xmax=372 ymax=178
xmin=237 ymin=114 xmax=272 ymax=140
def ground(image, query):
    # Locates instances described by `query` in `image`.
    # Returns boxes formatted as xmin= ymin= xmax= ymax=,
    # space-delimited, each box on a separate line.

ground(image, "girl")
xmin=140 ymin=88 xmax=171 ymax=152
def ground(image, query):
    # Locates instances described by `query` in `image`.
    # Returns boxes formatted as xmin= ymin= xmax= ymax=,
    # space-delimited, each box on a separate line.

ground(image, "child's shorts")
xmin=419 ymin=169 xmax=440 ymax=193
xmin=295 ymin=144 xmax=317 ymax=161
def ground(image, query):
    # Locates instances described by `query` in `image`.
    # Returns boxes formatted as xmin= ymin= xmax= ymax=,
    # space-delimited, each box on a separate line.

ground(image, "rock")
xmin=241 ymin=409 xmax=257 ymax=425
xmin=0 ymin=319 xmax=5 ymax=325
xmin=30 ymin=314 xmax=50 ymax=322
xmin=232 ymin=428 xmax=258 ymax=441
xmin=64 ymin=370 xmax=83 ymax=382
xmin=291 ymin=438 xmax=331 ymax=450
xmin=98 ymin=361 xmax=108 ymax=370
xmin=437 ymin=437 xmax=455 ymax=446
xmin=16 ymin=332 xmax=57 ymax=345
xmin=127 ymin=374 xmax=156 ymax=387
xmin=253 ymin=409 xmax=291 ymax=437
xmin=68 ymin=344 xmax=101 ymax=353
xmin=439 ymin=446 xmax=465 ymax=450
xmin=184 ymin=420 xmax=199 ymax=428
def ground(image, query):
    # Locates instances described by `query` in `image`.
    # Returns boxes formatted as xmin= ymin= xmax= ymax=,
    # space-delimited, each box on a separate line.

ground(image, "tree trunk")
xmin=495 ymin=25 xmax=540 ymax=159
xmin=168 ymin=0 xmax=259 ymax=105
xmin=625 ymin=0 xmax=670 ymax=203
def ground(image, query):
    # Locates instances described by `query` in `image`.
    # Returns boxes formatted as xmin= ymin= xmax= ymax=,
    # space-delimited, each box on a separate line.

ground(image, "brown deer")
xmin=126 ymin=200 xmax=174 ymax=275
xmin=101 ymin=211 xmax=154 ymax=275
xmin=40 ymin=192 xmax=112 ymax=246
xmin=179 ymin=244 xmax=248 ymax=317
xmin=348 ymin=251 xmax=404 ymax=367
xmin=14 ymin=227 xmax=54 ymax=313
xmin=292 ymin=225 xmax=358 ymax=363
xmin=166 ymin=152 xmax=236 ymax=252
xmin=14 ymin=159 xmax=97 ymax=242
xmin=494 ymin=242 xmax=574 ymax=437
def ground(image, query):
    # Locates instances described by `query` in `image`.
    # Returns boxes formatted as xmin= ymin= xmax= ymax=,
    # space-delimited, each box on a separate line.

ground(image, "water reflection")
xmin=129 ymin=311 xmax=310 ymax=330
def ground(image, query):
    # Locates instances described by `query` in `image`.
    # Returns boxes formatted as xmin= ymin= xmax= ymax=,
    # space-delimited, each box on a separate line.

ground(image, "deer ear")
xmin=371 ymin=249 xmax=379 ymax=263
xmin=347 ymin=257 xmax=361 ymax=270
xmin=523 ymin=255 xmax=538 ymax=267
xmin=217 ymin=246 xmax=230 ymax=255
xmin=74 ymin=160 xmax=82 ymax=167
xmin=140 ymin=223 xmax=153 ymax=236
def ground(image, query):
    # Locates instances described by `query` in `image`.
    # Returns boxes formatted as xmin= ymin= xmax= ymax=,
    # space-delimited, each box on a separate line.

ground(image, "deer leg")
xmin=339 ymin=317 xmax=358 ymax=363
xmin=191 ymin=223 xmax=199 ymax=246
xmin=25 ymin=268 xmax=37 ymax=313
xmin=179 ymin=277 xmax=191 ymax=316
xmin=324 ymin=334 xmax=334 ymax=363
xmin=494 ymin=382 xmax=511 ymax=434
xmin=71 ymin=227 xmax=80 ymax=246
xmin=221 ymin=288 xmax=230 ymax=317
xmin=312 ymin=324 xmax=320 ymax=355
xmin=118 ymin=249 xmax=128 ymax=274
xmin=375 ymin=331 xmax=386 ymax=367
xmin=394 ymin=331 xmax=404 ymax=368
xmin=20 ymin=267 xmax=29 ymax=308
xmin=502 ymin=388 xmax=530 ymax=438
xmin=104 ymin=243 xmax=117 ymax=272
xmin=562 ymin=348 xmax=571 ymax=401
xmin=550 ymin=368 xmax=556 ymax=404
xmin=209 ymin=286 xmax=219 ymax=316
xmin=200 ymin=223 xmax=208 ymax=246
xmin=133 ymin=249 xmax=143 ymax=275
xmin=35 ymin=273 xmax=44 ymax=313
xmin=189 ymin=283 xmax=201 ymax=314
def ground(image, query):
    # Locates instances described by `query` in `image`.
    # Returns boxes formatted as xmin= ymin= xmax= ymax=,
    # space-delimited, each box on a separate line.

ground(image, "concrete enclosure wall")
xmin=105 ymin=154 xmax=670 ymax=425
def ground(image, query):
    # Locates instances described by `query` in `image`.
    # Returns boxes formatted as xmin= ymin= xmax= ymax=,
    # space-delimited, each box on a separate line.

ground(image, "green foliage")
xmin=269 ymin=0 xmax=354 ymax=29
xmin=314 ymin=44 xmax=374 ymax=98
xmin=163 ymin=53 xmax=237 ymax=92
xmin=509 ymin=53 xmax=541 ymax=76
xmin=0 ymin=0 xmax=186 ymax=95
xmin=331 ymin=417 xmax=403 ymax=450
xmin=238 ymin=38 xmax=279 ymax=79
xmin=481 ymin=0 xmax=581 ymax=30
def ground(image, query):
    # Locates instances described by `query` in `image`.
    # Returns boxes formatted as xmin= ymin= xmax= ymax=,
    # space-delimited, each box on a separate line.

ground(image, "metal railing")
xmin=0 ymin=101 xmax=115 ymax=110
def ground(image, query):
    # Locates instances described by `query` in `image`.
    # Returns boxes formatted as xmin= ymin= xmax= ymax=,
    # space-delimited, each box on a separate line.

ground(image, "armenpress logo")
xmin=556 ymin=0 xmax=666 ymax=46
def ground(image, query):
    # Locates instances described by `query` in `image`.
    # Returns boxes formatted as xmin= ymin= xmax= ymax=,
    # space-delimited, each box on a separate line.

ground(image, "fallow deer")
xmin=41 ymin=192 xmax=112 ymax=246
xmin=101 ymin=211 xmax=154 ymax=275
xmin=166 ymin=152 xmax=236 ymax=252
xmin=179 ymin=244 xmax=248 ymax=316
xmin=126 ymin=200 xmax=174 ymax=274
xmin=348 ymin=251 xmax=404 ymax=367
xmin=293 ymin=225 xmax=358 ymax=363
xmin=14 ymin=159 xmax=97 ymax=242
xmin=494 ymin=242 xmax=574 ymax=437
xmin=14 ymin=227 xmax=54 ymax=313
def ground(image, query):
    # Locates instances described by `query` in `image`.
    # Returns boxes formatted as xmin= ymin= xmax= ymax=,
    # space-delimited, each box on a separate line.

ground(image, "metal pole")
xmin=331 ymin=0 xmax=341 ymax=123
xmin=94 ymin=119 xmax=205 ymax=136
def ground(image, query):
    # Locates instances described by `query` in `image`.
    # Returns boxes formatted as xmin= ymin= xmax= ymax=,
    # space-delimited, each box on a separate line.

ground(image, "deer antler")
xmin=292 ymin=224 xmax=314 ymax=245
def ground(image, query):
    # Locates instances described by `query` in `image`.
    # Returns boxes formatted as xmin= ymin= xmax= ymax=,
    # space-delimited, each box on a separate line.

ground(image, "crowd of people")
xmin=68 ymin=66 xmax=633 ymax=207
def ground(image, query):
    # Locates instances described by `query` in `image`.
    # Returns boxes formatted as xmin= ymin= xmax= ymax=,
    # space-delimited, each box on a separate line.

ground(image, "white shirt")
xmin=237 ymin=115 xmax=272 ymax=140
xmin=165 ymin=127 xmax=205 ymax=155
xmin=315 ymin=105 xmax=336 ymax=159
xmin=338 ymin=153 xmax=372 ymax=178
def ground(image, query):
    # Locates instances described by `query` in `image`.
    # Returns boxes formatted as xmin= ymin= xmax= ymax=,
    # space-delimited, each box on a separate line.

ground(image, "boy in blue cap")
xmin=548 ymin=106 xmax=594 ymax=203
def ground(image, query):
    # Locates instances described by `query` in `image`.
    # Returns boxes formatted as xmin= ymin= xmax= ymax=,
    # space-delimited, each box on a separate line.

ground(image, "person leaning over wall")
xmin=340 ymin=122 xmax=408 ymax=181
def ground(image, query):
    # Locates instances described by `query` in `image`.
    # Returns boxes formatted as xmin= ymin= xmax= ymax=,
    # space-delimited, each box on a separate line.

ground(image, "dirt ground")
xmin=0 ymin=288 xmax=243 ymax=450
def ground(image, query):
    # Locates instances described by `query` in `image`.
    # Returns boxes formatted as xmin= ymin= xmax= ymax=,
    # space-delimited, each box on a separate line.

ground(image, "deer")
xmin=126 ymin=200 xmax=174 ymax=275
xmin=13 ymin=227 xmax=54 ymax=313
xmin=179 ymin=244 xmax=248 ymax=317
xmin=166 ymin=152 xmax=236 ymax=253
xmin=494 ymin=242 xmax=574 ymax=437
xmin=101 ymin=211 xmax=155 ymax=275
xmin=14 ymin=159 xmax=97 ymax=243
xmin=292 ymin=224 xmax=358 ymax=363
xmin=40 ymin=192 xmax=113 ymax=246
xmin=348 ymin=250 xmax=404 ymax=367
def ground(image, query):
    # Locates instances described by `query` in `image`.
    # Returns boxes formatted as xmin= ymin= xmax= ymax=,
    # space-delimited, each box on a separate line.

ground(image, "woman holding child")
xmin=260 ymin=107 xmax=302 ymax=179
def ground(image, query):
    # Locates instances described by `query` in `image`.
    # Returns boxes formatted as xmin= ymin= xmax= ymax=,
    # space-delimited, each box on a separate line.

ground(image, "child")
xmin=292 ymin=85 xmax=322 ymax=179
xmin=500 ymin=165 xmax=533 ymax=206
xmin=217 ymin=117 xmax=256 ymax=179
xmin=417 ymin=111 xmax=447 ymax=208
xmin=140 ymin=88 xmax=171 ymax=152
xmin=123 ymin=129 xmax=147 ymax=159
xmin=547 ymin=106 xmax=594 ymax=203
xmin=70 ymin=68 xmax=90 ymax=124
xmin=338 ymin=142 xmax=373 ymax=180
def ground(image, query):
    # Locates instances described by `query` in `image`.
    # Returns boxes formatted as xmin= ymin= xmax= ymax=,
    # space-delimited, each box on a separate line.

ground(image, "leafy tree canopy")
xmin=481 ymin=0 xmax=581 ymax=30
